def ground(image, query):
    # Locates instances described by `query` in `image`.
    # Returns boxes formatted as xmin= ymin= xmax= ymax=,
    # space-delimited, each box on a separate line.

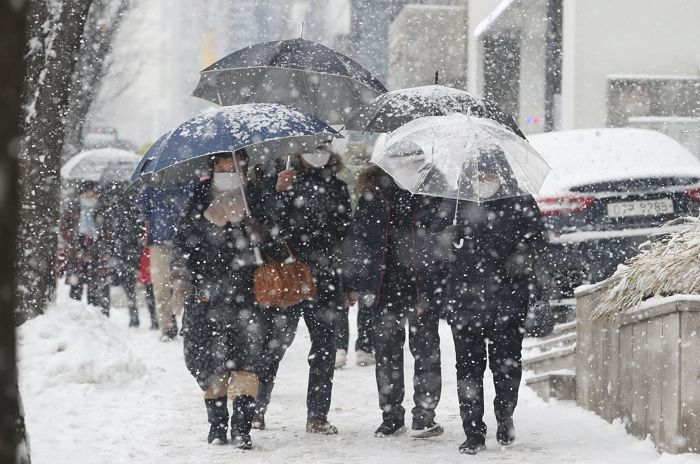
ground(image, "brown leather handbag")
xmin=253 ymin=243 xmax=317 ymax=308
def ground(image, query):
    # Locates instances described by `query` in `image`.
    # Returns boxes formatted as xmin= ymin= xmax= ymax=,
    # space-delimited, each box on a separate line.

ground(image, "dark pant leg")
xmin=69 ymin=285 xmax=83 ymax=301
xmin=335 ymin=307 xmax=349 ymax=352
xmin=373 ymin=306 xmax=406 ymax=424
xmin=488 ymin=319 xmax=525 ymax=422
xmin=408 ymin=308 xmax=442 ymax=427
xmin=256 ymin=308 xmax=301 ymax=416
xmin=145 ymin=284 xmax=158 ymax=328
xmin=355 ymin=299 xmax=374 ymax=353
xmin=451 ymin=321 xmax=488 ymax=439
xmin=302 ymin=295 xmax=338 ymax=420
xmin=124 ymin=276 xmax=139 ymax=324
xmin=87 ymin=276 xmax=110 ymax=315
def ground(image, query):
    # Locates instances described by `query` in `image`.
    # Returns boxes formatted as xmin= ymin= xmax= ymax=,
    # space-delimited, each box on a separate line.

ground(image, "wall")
xmin=561 ymin=0 xmax=700 ymax=129
xmin=388 ymin=4 xmax=469 ymax=90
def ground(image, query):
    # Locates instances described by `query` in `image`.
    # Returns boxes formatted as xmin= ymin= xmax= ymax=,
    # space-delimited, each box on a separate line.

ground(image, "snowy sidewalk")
xmin=19 ymin=289 xmax=700 ymax=464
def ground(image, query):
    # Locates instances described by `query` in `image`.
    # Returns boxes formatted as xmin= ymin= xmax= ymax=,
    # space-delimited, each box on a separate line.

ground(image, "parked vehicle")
xmin=529 ymin=128 xmax=700 ymax=301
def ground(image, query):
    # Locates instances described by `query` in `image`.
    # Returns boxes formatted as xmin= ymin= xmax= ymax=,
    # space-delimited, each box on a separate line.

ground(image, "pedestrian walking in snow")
xmin=429 ymin=150 xmax=547 ymax=454
xmin=136 ymin=182 xmax=192 ymax=340
xmin=253 ymin=145 xmax=352 ymax=435
xmin=60 ymin=181 xmax=111 ymax=314
xmin=175 ymin=150 xmax=280 ymax=449
xmin=103 ymin=184 xmax=155 ymax=328
xmin=343 ymin=165 xmax=444 ymax=439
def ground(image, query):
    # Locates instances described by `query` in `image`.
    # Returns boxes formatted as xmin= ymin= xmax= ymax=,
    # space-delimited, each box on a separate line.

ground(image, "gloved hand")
xmin=360 ymin=293 xmax=376 ymax=307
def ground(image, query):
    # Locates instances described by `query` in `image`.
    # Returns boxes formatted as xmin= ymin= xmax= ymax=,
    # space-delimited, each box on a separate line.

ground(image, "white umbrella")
xmin=61 ymin=148 xmax=140 ymax=184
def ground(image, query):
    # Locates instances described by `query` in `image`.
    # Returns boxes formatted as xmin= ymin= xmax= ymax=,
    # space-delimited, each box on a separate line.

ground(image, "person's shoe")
xmin=409 ymin=420 xmax=444 ymax=439
xmin=335 ymin=349 xmax=347 ymax=369
xmin=129 ymin=318 xmax=140 ymax=328
xmin=497 ymin=418 xmax=516 ymax=446
xmin=374 ymin=420 xmax=407 ymax=438
xmin=355 ymin=350 xmax=375 ymax=367
xmin=458 ymin=436 xmax=486 ymax=455
xmin=230 ymin=433 xmax=252 ymax=450
xmin=306 ymin=418 xmax=338 ymax=435
xmin=251 ymin=413 xmax=265 ymax=430
xmin=160 ymin=318 xmax=178 ymax=341
xmin=205 ymin=397 xmax=229 ymax=445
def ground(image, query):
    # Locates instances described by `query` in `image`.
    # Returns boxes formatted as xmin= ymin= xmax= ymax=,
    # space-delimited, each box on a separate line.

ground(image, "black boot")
xmin=374 ymin=418 xmax=406 ymax=438
xmin=205 ymin=397 xmax=229 ymax=445
xmin=231 ymin=395 xmax=255 ymax=449
xmin=459 ymin=435 xmax=486 ymax=455
xmin=497 ymin=417 xmax=516 ymax=445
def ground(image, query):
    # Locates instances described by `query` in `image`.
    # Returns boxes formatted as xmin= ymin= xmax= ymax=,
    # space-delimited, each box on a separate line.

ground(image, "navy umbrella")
xmin=191 ymin=38 xmax=387 ymax=125
xmin=130 ymin=103 xmax=341 ymax=188
xmin=345 ymin=84 xmax=525 ymax=138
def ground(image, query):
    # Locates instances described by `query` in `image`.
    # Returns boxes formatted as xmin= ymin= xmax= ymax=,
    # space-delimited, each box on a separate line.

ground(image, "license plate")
xmin=607 ymin=198 xmax=674 ymax=218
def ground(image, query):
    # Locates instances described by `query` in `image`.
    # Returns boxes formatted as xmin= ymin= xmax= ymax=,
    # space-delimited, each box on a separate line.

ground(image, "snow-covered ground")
xmin=19 ymin=286 xmax=700 ymax=464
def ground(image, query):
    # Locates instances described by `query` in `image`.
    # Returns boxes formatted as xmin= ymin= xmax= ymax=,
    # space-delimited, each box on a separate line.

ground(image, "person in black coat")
xmin=253 ymin=145 xmax=352 ymax=435
xmin=175 ymin=150 xmax=279 ymax=449
xmin=428 ymin=149 xmax=546 ymax=454
xmin=102 ymin=183 xmax=157 ymax=329
xmin=343 ymin=165 xmax=444 ymax=438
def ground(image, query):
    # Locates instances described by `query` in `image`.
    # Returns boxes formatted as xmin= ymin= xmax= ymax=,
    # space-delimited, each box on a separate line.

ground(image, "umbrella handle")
xmin=286 ymin=155 xmax=292 ymax=170
xmin=232 ymin=153 xmax=264 ymax=266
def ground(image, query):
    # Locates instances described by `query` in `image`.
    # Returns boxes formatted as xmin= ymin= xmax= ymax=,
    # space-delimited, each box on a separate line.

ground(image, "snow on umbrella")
xmin=372 ymin=114 xmax=550 ymax=205
xmin=61 ymin=148 xmax=140 ymax=184
xmin=346 ymin=84 xmax=525 ymax=138
xmin=129 ymin=103 xmax=341 ymax=188
xmin=191 ymin=38 xmax=388 ymax=125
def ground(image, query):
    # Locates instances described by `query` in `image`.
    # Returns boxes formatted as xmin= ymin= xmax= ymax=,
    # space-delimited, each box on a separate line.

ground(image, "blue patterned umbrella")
xmin=130 ymin=103 xmax=341 ymax=188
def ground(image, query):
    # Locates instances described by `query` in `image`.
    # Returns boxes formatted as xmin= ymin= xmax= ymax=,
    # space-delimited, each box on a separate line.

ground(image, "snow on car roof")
xmin=528 ymin=128 xmax=700 ymax=195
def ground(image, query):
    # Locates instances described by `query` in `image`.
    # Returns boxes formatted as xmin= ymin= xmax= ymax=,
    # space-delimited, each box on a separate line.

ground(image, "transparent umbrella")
xmin=372 ymin=114 xmax=551 ymax=207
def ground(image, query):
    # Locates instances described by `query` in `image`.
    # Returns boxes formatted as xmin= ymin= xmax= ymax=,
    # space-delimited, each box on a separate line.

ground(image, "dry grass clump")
xmin=591 ymin=216 xmax=700 ymax=320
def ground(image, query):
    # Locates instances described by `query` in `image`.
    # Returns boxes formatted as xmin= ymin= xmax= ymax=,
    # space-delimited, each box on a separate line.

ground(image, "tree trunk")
xmin=62 ymin=0 xmax=129 ymax=160
xmin=0 ymin=1 xmax=28 ymax=462
xmin=16 ymin=0 xmax=93 ymax=323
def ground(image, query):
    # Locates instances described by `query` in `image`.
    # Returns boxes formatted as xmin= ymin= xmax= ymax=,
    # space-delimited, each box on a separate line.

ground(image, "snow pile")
xmin=592 ymin=217 xmax=700 ymax=320
xmin=18 ymin=298 xmax=146 ymax=387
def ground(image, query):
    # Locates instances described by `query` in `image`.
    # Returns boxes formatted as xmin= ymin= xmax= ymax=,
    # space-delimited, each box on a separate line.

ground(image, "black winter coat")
xmin=429 ymin=195 xmax=546 ymax=325
xmin=343 ymin=174 xmax=440 ymax=308
xmin=266 ymin=165 xmax=352 ymax=282
xmin=175 ymin=179 xmax=280 ymax=389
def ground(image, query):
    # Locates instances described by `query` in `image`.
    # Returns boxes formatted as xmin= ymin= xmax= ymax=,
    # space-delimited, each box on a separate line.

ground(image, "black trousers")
xmin=257 ymin=278 xmax=340 ymax=420
xmin=451 ymin=311 xmax=524 ymax=439
xmin=335 ymin=298 xmax=374 ymax=353
xmin=373 ymin=291 xmax=441 ymax=428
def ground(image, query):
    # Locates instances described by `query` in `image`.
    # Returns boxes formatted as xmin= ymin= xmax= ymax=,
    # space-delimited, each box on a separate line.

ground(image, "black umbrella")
xmin=191 ymin=38 xmax=387 ymax=125
xmin=345 ymin=84 xmax=525 ymax=138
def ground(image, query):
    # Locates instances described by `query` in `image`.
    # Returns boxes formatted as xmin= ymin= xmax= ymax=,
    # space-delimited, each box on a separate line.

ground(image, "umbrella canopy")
xmin=372 ymin=114 xmax=550 ymax=203
xmin=346 ymin=85 xmax=525 ymax=138
xmin=130 ymin=103 xmax=341 ymax=188
xmin=61 ymin=148 xmax=140 ymax=184
xmin=191 ymin=38 xmax=387 ymax=125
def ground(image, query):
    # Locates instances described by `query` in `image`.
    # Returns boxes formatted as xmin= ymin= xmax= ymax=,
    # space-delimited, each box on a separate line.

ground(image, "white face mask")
xmin=476 ymin=180 xmax=501 ymax=199
xmin=80 ymin=196 xmax=97 ymax=208
xmin=301 ymin=150 xmax=330 ymax=168
xmin=212 ymin=172 xmax=242 ymax=192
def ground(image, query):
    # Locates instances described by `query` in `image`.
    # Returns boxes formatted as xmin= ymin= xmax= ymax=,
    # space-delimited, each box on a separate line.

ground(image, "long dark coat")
xmin=429 ymin=194 xmax=546 ymax=325
xmin=175 ymin=179 xmax=281 ymax=390
xmin=342 ymin=167 xmax=440 ymax=308
xmin=264 ymin=163 xmax=352 ymax=292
